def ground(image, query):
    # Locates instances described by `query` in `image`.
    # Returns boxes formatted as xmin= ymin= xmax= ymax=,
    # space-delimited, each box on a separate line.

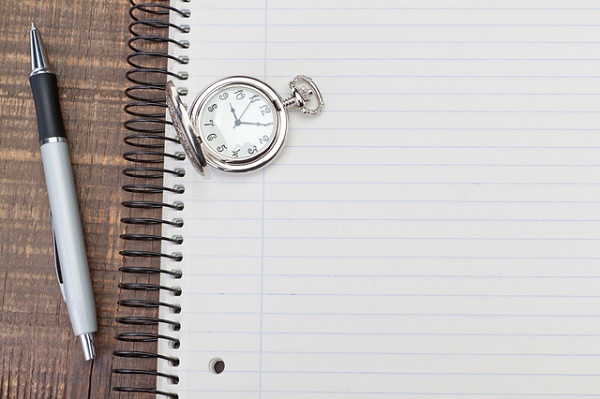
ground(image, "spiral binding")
xmin=113 ymin=1 xmax=189 ymax=397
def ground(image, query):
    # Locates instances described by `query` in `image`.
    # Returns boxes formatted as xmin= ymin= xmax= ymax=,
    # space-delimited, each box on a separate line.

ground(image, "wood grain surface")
xmin=0 ymin=1 xmax=164 ymax=398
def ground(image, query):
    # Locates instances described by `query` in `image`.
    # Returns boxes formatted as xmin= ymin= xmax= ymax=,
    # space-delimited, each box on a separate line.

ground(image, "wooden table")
xmin=1 ymin=1 xmax=161 ymax=397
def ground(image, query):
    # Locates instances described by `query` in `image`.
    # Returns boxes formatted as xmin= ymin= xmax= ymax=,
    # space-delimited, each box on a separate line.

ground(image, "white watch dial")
xmin=199 ymin=85 xmax=276 ymax=162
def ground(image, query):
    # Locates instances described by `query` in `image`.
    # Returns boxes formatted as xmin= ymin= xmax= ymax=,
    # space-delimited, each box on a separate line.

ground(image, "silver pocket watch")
xmin=166 ymin=75 xmax=324 ymax=174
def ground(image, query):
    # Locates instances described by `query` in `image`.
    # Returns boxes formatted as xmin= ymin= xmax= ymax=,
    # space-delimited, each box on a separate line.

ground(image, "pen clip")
xmin=50 ymin=212 xmax=67 ymax=302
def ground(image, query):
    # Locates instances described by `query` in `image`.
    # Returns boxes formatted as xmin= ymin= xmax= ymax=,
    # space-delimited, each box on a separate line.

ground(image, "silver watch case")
xmin=166 ymin=77 xmax=288 ymax=174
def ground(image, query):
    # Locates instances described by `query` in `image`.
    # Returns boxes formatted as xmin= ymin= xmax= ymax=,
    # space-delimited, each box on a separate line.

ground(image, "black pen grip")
xmin=29 ymin=72 xmax=67 ymax=142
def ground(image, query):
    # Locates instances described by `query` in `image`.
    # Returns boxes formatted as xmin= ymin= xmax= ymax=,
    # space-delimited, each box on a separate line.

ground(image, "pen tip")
xmin=80 ymin=333 xmax=96 ymax=361
xmin=31 ymin=22 xmax=36 ymax=30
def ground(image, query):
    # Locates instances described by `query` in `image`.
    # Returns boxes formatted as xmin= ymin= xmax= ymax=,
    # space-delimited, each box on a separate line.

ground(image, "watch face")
xmin=187 ymin=76 xmax=288 ymax=173
xmin=168 ymin=75 xmax=320 ymax=174
xmin=198 ymin=84 xmax=277 ymax=162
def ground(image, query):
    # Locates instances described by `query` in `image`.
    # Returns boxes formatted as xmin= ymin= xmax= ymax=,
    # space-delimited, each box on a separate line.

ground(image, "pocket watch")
xmin=166 ymin=75 xmax=324 ymax=174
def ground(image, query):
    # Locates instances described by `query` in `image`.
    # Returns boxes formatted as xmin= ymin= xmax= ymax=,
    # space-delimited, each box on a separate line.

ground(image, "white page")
xmin=158 ymin=1 xmax=600 ymax=398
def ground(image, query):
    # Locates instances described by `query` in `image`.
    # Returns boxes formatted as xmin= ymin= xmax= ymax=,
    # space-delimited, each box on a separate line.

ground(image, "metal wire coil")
xmin=113 ymin=1 xmax=190 ymax=397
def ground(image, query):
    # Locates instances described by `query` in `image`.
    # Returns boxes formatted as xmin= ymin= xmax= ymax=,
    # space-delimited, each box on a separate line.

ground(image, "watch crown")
xmin=296 ymin=85 xmax=314 ymax=101
xmin=282 ymin=75 xmax=324 ymax=115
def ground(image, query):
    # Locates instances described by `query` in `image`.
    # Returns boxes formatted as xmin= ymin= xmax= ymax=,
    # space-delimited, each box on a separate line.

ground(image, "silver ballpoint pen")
xmin=29 ymin=23 xmax=98 ymax=361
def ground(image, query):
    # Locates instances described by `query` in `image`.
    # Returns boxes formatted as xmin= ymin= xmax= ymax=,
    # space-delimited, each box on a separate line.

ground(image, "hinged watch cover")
xmin=165 ymin=81 xmax=207 ymax=175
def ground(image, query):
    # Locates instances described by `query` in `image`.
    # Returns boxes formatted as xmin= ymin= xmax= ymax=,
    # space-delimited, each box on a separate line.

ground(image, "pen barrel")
xmin=40 ymin=141 xmax=97 ymax=336
xmin=29 ymin=73 xmax=67 ymax=142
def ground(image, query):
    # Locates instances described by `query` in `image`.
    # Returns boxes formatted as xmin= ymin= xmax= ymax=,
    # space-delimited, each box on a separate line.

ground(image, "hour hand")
xmin=230 ymin=103 xmax=241 ymax=127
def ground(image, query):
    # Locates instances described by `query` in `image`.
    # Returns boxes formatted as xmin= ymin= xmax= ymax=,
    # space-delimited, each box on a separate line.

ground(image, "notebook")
xmin=115 ymin=1 xmax=600 ymax=398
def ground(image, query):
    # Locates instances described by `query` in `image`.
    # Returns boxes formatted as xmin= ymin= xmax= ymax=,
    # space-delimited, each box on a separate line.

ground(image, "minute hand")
xmin=239 ymin=121 xmax=273 ymax=127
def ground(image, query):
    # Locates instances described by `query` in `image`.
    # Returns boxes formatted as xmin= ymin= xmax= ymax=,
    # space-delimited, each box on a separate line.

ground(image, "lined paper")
xmin=158 ymin=1 xmax=600 ymax=397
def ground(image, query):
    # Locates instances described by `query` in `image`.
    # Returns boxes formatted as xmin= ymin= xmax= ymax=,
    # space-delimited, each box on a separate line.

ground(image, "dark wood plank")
xmin=0 ymin=0 xmax=155 ymax=398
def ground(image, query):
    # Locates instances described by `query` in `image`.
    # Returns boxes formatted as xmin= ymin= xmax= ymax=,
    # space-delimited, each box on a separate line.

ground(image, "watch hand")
xmin=237 ymin=101 xmax=253 ymax=122
xmin=239 ymin=121 xmax=274 ymax=127
xmin=230 ymin=103 xmax=241 ymax=127
xmin=238 ymin=95 xmax=261 ymax=122
xmin=229 ymin=103 xmax=239 ymax=119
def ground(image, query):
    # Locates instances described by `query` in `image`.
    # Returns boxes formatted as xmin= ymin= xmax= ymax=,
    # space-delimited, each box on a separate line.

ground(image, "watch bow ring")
xmin=166 ymin=75 xmax=324 ymax=174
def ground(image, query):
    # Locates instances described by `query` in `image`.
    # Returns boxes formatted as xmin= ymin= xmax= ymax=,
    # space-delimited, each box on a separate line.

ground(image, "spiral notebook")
xmin=115 ymin=1 xmax=600 ymax=398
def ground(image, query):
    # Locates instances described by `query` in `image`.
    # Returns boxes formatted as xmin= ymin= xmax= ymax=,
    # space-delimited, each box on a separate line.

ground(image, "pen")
xmin=29 ymin=23 xmax=98 ymax=361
